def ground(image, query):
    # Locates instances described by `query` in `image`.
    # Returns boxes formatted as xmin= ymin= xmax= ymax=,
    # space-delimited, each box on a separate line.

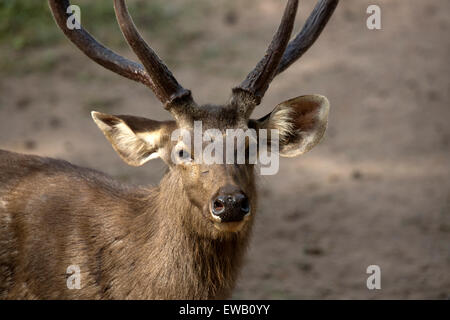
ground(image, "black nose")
xmin=211 ymin=190 xmax=250 ymax=222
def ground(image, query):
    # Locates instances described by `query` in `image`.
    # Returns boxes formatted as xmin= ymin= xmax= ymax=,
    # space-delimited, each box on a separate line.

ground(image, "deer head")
xmin=49 ymin=0 xmax=338 ymax=237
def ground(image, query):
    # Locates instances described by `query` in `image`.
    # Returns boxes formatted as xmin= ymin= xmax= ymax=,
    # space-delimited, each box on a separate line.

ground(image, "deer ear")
xmin=251 ymin=95 xmax=330 ymax=157
xmin=91 ymin=111 xmax=176 ymax=166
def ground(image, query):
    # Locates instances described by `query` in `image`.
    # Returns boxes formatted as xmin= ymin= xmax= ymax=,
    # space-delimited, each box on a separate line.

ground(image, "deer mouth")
xmin=212 ymin=219 xmax=249 ymax=233
xmin=209 ymin=187 xmax=251 ymax=228
xmin=209 ymin=201 xmax=251 ymax=233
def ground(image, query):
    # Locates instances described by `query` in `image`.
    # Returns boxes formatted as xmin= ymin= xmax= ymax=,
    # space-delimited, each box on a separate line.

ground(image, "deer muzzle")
xmin=210 ymin=187 xmax=251 ymax=223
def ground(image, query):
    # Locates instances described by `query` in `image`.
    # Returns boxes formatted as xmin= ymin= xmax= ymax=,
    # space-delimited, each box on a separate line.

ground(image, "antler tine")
xmin=49 ymin=0 xmax=192 ymax=109
xmin=114 ymin=0 xmax=192 ymax=108
xmin=276 ymin=0 xmax=339 ymax=75
xmin=48 ymin=0 xmax=152 ymax=90
xmin=233 ymin=0 xmax=299 ymax=112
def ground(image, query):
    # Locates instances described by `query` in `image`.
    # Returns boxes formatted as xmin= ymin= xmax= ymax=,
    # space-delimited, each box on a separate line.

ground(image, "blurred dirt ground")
xmin=0 ymin=0 xmax=449 ymax=299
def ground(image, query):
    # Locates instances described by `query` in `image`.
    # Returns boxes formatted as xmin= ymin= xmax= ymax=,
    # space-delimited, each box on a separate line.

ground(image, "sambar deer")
xmin=0 ymin=0 xmax=338 ymax=299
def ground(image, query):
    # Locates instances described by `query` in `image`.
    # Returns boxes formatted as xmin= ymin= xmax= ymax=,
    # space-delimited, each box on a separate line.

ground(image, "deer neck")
xmin=130 ymin=170 xmax=252 ymax=299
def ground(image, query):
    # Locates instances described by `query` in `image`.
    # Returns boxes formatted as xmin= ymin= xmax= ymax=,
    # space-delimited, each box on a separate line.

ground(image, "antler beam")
xmin=233 ymin=0 xmax=299 ymax=107
xmin=48 ymin=0 xmax=192 ymax=108
xmin=113 ymin=0 xmax=192 ymax=106
xmin=233 ymin=0 xmax=339 ymax=113
xmin=276 ymin=0 xmax=339 ymax=75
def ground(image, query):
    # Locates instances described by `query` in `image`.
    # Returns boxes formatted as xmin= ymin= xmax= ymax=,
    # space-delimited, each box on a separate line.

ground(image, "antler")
xmin=48 ymin=0 xmax=192 ymax=108
xmin=113 ymin=0 xmax=192 ymax=106
xmin=277 ymin=0 xmax=339 ymax=75
xmin=233 ymin=0 xmax=299 ymax=111
xmin=233 ymin=0 xmax=339 ymax=115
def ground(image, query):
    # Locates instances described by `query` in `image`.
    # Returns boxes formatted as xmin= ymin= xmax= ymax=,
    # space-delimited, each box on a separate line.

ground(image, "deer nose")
xmin=211 ymin=191 xmax=250 ymax=222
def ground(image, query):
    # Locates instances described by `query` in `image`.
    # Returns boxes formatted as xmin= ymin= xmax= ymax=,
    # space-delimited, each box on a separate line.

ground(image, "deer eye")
xmin=177 ymin=149 xmax=191 ymax=161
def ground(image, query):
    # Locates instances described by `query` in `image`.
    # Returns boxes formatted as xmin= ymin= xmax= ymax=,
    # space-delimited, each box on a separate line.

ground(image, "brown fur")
xmin=2 ymin=0 xmax=336 ymax=299
xmin=0 ymin=94 xmax=328 ymax=300
xmin=0 ymin=149 xmax=253 ymax=299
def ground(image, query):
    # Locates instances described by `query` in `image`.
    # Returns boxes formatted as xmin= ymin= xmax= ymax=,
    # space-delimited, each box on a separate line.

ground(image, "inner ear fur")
xmin=91 ymin=111 xmax=176 ymax=166
xmin=250 ymin=95 xmax=330 ymax=157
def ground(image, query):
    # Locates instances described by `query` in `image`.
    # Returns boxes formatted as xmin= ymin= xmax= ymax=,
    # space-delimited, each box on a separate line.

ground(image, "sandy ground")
xmin=0 ymin=0 xmax=449 ymax=299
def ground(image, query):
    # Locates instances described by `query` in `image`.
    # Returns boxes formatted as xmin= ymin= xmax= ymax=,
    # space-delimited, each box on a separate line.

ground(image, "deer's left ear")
xmin=250 ymin=95 xmax=330 ymax=157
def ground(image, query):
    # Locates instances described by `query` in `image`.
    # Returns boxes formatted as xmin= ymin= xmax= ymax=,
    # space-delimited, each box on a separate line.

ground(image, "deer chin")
xmin=211 ymin=214 xmax=251 ymax=233
xmin=212 ymin=221 xmax=245 ymax=233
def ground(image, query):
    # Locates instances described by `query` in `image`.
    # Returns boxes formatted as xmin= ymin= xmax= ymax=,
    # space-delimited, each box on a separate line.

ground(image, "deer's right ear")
xmin=91 ymin=111 xmax=176 ymax=166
